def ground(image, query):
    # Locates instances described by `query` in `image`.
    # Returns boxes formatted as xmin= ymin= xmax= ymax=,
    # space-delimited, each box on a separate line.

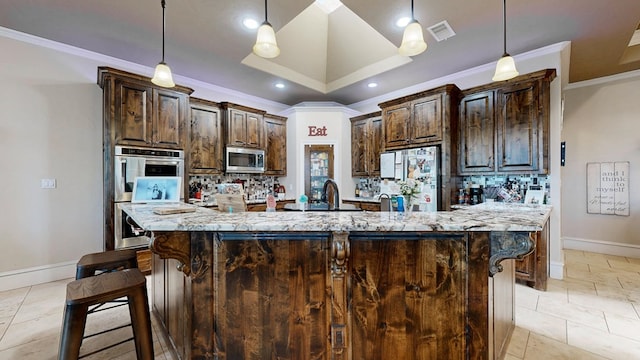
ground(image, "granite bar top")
xmin=120 ymin=202 xmax=552 ymax=233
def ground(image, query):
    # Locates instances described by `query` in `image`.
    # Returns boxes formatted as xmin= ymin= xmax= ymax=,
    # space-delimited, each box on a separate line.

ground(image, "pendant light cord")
xmin=410 ymin=0 xmax=415 ymax=20
xmin=502 ymin=0 xmax=508 ymax=56
xmin=264 ymin=0 xmax=269 ymax=23
xmin=161 ymin=0 xmax=166 ymax=63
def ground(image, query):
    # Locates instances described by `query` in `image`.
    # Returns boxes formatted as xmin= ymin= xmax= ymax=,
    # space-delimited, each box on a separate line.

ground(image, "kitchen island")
xmin=121 ymin=203 xmax=551 ymax=360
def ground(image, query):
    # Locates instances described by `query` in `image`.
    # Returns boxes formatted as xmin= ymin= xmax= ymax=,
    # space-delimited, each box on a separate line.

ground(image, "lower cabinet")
xmin=246 ymin=199 xmax=294 ymax=212
xmin=515 ymin=221 xmax=549 ymax=290
xmin=343 ymin=199 xmax=381 ymax=211
xmin=152 ymin=254 xmax=187 ymax=359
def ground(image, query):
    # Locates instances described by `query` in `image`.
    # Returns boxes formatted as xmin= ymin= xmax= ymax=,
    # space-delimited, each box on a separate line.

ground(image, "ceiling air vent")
xmin=427 ymin=20 xmax=456 ymax=42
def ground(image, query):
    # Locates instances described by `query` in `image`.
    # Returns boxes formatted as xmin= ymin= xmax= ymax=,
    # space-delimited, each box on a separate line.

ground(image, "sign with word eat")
xmin=586 ymin=161 xmax=629 ymax=216
xmin=308 ymin=126 xmax=327 ymax=136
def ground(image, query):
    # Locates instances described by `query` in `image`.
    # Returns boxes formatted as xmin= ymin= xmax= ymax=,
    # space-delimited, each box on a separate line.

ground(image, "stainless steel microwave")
xmin=225 ymin=146 xmax=265 ymax=173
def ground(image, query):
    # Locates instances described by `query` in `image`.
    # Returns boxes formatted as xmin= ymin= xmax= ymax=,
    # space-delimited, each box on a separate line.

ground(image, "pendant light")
xmin=253 ymin=0 xmax=280 ymax=58
xmin=492 ymin=0 xmax=519 ymax=81
xmin=398 ymin=0 xmax=427 ymax=57
xmin=151 ymin=0 xmax=175 ymax=88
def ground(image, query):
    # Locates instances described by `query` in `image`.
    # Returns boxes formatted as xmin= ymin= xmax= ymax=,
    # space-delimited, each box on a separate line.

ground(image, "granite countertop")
xmin=120 ymin=202 xmax=552 ymax=233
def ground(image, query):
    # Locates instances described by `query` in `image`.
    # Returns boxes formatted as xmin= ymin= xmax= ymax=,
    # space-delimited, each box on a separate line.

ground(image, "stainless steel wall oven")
xmin=113 ymin=145 xmax=184 ymax=249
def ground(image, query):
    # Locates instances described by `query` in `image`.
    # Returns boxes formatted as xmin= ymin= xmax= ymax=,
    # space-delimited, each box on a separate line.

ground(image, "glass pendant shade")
xmin=399 ymin=20 xmax=427 ymax=57
xmin=152 ymin=62 xmax=175 ymax=88
xmin=253 ymin=22 xmax=280 ymax=58
xmin=492 ymin=54 xmax=519 ymax=81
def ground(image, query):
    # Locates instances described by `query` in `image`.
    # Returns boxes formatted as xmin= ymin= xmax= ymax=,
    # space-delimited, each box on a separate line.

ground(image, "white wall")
xmin=562 ymin=71 xmax=640 ymax=257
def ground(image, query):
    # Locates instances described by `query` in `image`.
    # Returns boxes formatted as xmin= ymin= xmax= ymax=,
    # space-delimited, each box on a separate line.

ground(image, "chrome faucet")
xmin=321 ymin=178 xmax=340 ymax=210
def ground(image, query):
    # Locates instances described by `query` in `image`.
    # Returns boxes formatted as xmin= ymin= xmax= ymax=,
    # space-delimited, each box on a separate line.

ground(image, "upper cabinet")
xmin=459 ymin=91 xmax=496 ymax=173
xmin=220 ymin=102 xmax=266 ymax=149
xmin=98 ymin=67 xmax=192 ymax=150
xmin=379 ymin=86 xmax=456 ymax=150
xmin=458 ymin=69 xmax=556 ymax=175
xmin=264 ymin=114 xmax=288 ymax=176
xmin=189 ymin=98 xmax=223 ymax=174
xmin=350 ymin=111 xmax=382 ymax=177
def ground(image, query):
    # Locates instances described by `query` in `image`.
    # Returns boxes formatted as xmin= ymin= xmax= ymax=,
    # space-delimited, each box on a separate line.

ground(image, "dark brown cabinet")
xmin=342 ymin=200 xmax=381 ymax=211
xmin=152 ymin=254 xmax=187 ymax=359
xmin=350 ymin=111 xmax=382 ymax=177
xmin=189 ymin=98 xmax=223 ymax=174
xmin=111 ymin=77 xmax=189 ymax=149
xmin=221 ymin=102 xmax=266 ymax=149
xmin=380 ymin=91 xmax=445 ymax=150
xmin=515 ymin=222 xmax=549 ymax=291
xmin=459 ymin=91 xmax=496 ymax=173
xmin=496 ymin=81 xmax=542 ymax=173
xmin=457 ymin=69 xmax=556 ymax=175
xmin=264 ymin=114 xmax=288 ymax=176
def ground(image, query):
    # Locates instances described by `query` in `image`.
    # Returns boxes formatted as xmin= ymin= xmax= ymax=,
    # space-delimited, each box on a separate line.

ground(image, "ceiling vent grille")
xmin=427 ymin=20 xmax=456 ymax=42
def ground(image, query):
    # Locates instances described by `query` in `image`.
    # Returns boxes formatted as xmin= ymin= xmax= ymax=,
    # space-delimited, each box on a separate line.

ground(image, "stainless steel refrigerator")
xmin=380 ymin=146 xmax=439 ymax=212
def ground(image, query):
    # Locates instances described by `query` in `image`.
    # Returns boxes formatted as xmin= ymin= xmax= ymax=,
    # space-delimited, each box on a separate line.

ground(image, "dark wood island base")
xmin=150 ymin=230 xmax=533 ymax=360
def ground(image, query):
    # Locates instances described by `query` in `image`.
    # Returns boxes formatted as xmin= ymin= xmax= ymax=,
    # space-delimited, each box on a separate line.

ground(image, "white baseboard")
xmin=549 ymin=260 xmax=564 ymax=280
xmin=563 ymin=237 xmax=640 ymax=258
xmin=0 ymin=261 xmax=76 ymax=292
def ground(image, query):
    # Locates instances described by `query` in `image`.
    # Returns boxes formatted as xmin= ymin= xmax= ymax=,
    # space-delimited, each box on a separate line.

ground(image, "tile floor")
xmin=1 ymin=249 xmax=639 ymax=359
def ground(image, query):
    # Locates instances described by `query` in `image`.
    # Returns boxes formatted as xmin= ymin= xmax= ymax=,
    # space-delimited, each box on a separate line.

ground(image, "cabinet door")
xmin=264 ymin=117 xmax=287 ymax=175
xmin=213 ymin=234 xmax=331 ymax=359
xmin=154 ymin=89 xmax=184 ymax=148
xmin=114 ymin=79 xmax=153 ymax=146
xmin=245 ymin=112 xmax=263 ymax=148
xmin=496 ymin=81 xmax=540 ymax=172
xmin=351 ymin=119 xmax=368 ymax=176
xmin=190 ymin=102 xmax=223 ymax=173
xmin=368 ymin=117 xmax=383 ymax=176
xmin=227 ymin=109 xmax=247 ymax=146
xmin=411 ymin=93 xmax=442 ymax=144
xmin=459 ymin=91 xmax=495 ymax=174
xmin=383 ymin=104 xmax=411 ymax=149
xmin=350 ymin=233 xmax=468 ymax=359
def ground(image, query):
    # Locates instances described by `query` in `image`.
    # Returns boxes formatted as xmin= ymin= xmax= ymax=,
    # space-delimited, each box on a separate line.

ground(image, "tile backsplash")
xmin=456 ymin=174 xmax=551 ymax=204
xmin=189 ymin=174 xmax=281 ymax=202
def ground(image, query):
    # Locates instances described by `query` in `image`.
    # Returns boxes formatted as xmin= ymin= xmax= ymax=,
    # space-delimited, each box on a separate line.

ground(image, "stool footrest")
xmin=78 ymin=336 xmax=135 ymax=359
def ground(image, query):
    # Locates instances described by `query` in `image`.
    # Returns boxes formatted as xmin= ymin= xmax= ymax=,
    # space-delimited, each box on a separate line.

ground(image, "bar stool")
xmin=58 ymin=268 xmax=154 ymax=359
xmin=75 ymin=249 xmax=138 ymax=279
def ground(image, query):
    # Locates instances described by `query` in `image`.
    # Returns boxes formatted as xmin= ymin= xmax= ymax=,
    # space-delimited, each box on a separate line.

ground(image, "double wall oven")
xmin=113 ymin=145 xmax=184 ymax=249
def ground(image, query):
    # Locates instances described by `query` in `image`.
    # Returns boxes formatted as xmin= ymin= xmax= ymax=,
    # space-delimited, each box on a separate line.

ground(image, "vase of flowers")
xmin=397 ymin=179 xmax=422 ymax=213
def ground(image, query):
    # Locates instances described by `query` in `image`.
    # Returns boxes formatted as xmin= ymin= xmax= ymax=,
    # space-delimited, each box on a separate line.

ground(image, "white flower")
xmin=397 ymin=179 xmax=422 ymax=202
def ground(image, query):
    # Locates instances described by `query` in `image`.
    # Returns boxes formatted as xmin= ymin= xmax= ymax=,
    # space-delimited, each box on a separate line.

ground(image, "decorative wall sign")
xmin=308 ymin=125 xmax=327 ymax=136
xmin=586 ymin=161 xmax=629 ymax=216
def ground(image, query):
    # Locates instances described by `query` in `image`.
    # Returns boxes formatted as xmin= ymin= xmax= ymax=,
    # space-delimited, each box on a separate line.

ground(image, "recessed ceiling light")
xmin=396 ymin=17 xmax=411 ymax=28
xmin=367 ymin=82 xmax=378 ymax=88
xmin=275 ymin=82 xmax=285 ymax=89
xmin=243 ymin=18 xmax=259 ymax=30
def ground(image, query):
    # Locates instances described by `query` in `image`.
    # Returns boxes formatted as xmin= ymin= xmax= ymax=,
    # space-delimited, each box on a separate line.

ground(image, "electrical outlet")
xmin=41 ymin=178 xmax=57 ymax=189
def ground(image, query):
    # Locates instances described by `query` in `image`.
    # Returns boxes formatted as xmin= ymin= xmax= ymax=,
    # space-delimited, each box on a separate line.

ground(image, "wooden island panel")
xmin=151 ymin=229 xmax=523 ymax=359
xmin=350 ymin=233 xmax=468 ymax=360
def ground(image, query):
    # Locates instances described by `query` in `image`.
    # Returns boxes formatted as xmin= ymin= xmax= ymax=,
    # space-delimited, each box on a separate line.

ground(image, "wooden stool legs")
xmin=127 ymin=285 xmax=153 ymax=360
xmin=58 ymin=268 xmax=153 ymax=360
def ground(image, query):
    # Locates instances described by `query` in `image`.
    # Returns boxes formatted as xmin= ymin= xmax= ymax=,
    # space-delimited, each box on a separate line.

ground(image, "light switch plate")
xmin=41 ymin=178 xmax=56 ymax=189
